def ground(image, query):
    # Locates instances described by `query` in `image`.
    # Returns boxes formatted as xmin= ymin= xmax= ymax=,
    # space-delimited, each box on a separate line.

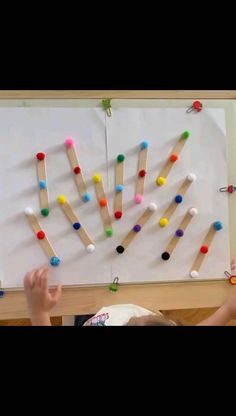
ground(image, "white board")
xmin=0 ymin=104 xmax=231 ymax=288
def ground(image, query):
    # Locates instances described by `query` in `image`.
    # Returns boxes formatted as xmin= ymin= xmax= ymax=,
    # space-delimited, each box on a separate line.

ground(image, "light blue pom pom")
xmin=39 ymin=180 xmax=47 ymax=189
xmin=116 ymin=184 xmax=124 ymax=192
xmin=213 ymin=221 xmax=223 ymax=231
xmin=50 ymin=256 xmax=61 ymax=266
xmin=140 ymin=140 xmax=150 ymax=149
xmin=83 ymin=192 xmax=92 ymax=202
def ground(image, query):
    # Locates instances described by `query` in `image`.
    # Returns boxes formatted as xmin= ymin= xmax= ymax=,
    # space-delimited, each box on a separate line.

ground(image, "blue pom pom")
xmin=73 ymin=222 xmax=81 ymax=230
xmin=39 ymin=180 xmax=47 ymax=189
xmin=175 ymin=194 xmax=183 ymax=204
xmin=50 ymin=256 xmax=61 ymax=266
xmin=82 ymin=192 xmax=92 ymax=202
xmin=214 ymin=221 xmax=223 ymax=231
xmin=140 ymin=140 xmax=150 ymax=149
xmin=116 ymin=184 xmax=124 ymax=192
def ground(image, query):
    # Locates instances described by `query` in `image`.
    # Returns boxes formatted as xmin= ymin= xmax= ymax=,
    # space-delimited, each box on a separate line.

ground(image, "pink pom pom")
xmin=135 ymin=194 xmax=143 ymax=204
xmin=65 ymin=137 xmax=75 ymax=148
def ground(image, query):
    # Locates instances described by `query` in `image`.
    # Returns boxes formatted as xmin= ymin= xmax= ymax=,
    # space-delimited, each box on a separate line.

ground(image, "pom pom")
xmin=133 ymin=224 xmax=142 ymax=233
xmin=170 ymin=154 xmax=179 ymax=162
xmin=117 ymin=154 xmax=125 ymax=163
xmin=148 ymin=202 xmax=158 ymax=212
xmin=159 ymin=217 xmax=169 ymax=227
xmin=86 ymin=244 xmax=95 ymax=253
xmin=73 ymin=222 xmax=81 ymax=230
xmin=200 ymin=245 xmax=208 ymax=254
xmin=182 ymin=131 xmax=190 ymax=139
xmin=100 ymin=198 xmax=108 ymax=207
xmin=36 ymin=152 xmax=45 ymax=161
xmin=105 ymin=228 xmax=113 ymax=237
xmin=116 ymin=245 xmax=125 ymax=254
xmin=175 ymin=194 xmax=183 ymax=204
xmin=74 ymin=166 xmax=81 ymax=174
xmin=115 ymin=211 xmax=123 ymax=219
xmin=57 ymin=195 xmax=67 ymax=205
xmin=140 ymin=141 xmax=150 ymax=149
xmin=24 ymin=207 xmax=34 ymax=215
xmin=65 ymin=137 xmax=75 ymax=148
xmin=37 ymin=230 xmax=45 ymax=240
xmin=189 ymin=207 xmax=198 ymax=216
xmin=190 ymin=270 xmax=199 ymax=278
xmin=187 ymin=173 xmax=197 ymax=182
xmin=93 ymin=174 xmax=102 ymax=183
xmin=116 ymin=184 xmax=124 ymax=192
xmin=139 ymin=169 xmax=146 ymax=178
xmin=175 ymin=229 xmax=184 ymax=237
xmin=50 ymin=256 xmax=61 ymax=266
xmin=161 ymin=252 xmax=170 ymax=261
xmin=135 ymin=194 xmax=143 ymax=204
xmin=213 ymin=221 xmax=223 ymax=231
xmin=41 ymin=208 xmax=50 ymax=217
xmin=156 ymin=176 xmax=166 ymax=186
xmin=82 ymin=192 xmax=92 ymax=203
xmin=39 ymin=180 xmax=47 ymax=190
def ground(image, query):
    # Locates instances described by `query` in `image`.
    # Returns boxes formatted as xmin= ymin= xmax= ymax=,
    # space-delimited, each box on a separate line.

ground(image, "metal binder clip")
xmin=219 ymin=185 xmax=236 ymax=194
xmin=224 ymin=271 xmax=236 ymax=285
xmin=186 ymin=100 xmax=203 ymax=113
xmin=109 ymin=277 xmax=119 ymax=292
xmin=102 ymin=99 xmax=112 ymax=117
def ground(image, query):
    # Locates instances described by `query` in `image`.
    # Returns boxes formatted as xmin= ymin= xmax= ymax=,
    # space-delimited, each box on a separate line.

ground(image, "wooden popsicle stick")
xmin=57 ymin=195 xmax=94 ymax=250
xmin=116 ymin=203 xmax=157 ymax=253
xmin=65 ymin=138 xmax=91 ymax=202
xmin=24 ymin=208 xmax=60 ymax=265
xmin=156 ymin=131 xmax=190 ymax=186
xmin=161 ymin=207 xmax=198 ymax=260
xmin=189 ymin=221 xmax=223 ymax=278
xmin=135 ymin=142 xmax=149 ymax=202
xmin=36 ymin=152 xmax=50 ymax=216
xmin=159 ymin=174 xmax=196 ymax=227
xmin=114 ymin=154 xmax=125 ymax=219
xmin=93 ymin=174 xmax=113 ymax=236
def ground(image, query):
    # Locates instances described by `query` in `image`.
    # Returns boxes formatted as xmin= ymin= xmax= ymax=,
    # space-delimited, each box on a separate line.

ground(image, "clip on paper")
xmin=219 ymin=185 xmax=236 ymax=194
xmin=102 ymin=99 xmax=112 ymax=117
xmin=0 ymin=281 xmax=4 ymax=298
xmin=109 ymin=277 xmax=119 ymax=292
xmin=186 ymin=100 xmax=203 ymax=113
xmin=224 ymin=271 xmax=236 ymax=285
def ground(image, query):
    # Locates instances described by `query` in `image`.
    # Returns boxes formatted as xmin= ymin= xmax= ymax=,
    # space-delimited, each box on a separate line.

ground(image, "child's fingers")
xmin=35 ymin=266 xmax=51 ymax=287
xmin=51 ymin=284 xmax=62 ymax=303
xmin=24 ymin=269 xmax=37 ymax=290
xmin=40 ymin=269 xmax=51 ymax=291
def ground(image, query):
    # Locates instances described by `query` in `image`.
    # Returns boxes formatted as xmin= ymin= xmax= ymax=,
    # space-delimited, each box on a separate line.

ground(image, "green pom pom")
xmin=41 ymin=208 xmax=50 ymax=217
xmin=105 ymin=228 xmax=113 ymax=237
xmin=182 ymin=131 xmax=190 ymax=139
xmin=117 ymin=154 xmax=125 ymax=163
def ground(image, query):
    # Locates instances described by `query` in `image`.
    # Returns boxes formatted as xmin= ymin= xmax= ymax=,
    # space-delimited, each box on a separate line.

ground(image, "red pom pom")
xmin=37 ymin=230 xmax=45 ymax=240
xmin=200 ymin=245 xmax=208 ymax=254
xmin=100 ymin=198 xmax=108 ymax=207
xmin=115 ymin=211 xmax=123 ymax=219
xmin=36 ymin=152 xmax=46 ymax=161
xmin=74 ymin=166 xmax=81 ymax=174
xmin=139 ymin=169 xmax=146 ymax=178
xmin=170 ymin=154 xmax=179 ymax=162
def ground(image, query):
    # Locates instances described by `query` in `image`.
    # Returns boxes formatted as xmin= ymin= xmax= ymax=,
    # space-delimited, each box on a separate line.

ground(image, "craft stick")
xmin=159 ymin=173 xmax=197 ymax=227
xmin=24 ymin=207 xmax=60 ymax=266
xmin=93 ymin=174 xmax=113 ymax=236
xmin=36 ymin=152 xmax=50 ymax=217
xmin=156 ymin=131 xmax=190 ymax=186
xmin=114 ymin=154 xmax=125 ymax=219
xmin=135 ymin=141 xmax=149 ymax=204
xmin=161 ymin=207 xmax=198 ymax=260
xmin=57 ymin=195 xmax=95 ymax=252
xmin=189 ymin=221 xmax=223 ymax=278
xmin=65 ymin=137 xmax=92 ymax=203
xmin=116 ymin=203 xmax=158 ymax=254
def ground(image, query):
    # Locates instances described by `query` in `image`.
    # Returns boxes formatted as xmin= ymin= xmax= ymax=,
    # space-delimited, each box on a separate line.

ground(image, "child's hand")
xmin=222 ymin=292 xmax=236 ymax=320
xmin=24 ymin=266 xmax=62 ymax=325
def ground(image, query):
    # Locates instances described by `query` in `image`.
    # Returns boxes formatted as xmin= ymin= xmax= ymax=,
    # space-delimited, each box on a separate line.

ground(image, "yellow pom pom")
xmin=57 ymin=195 xmax=67 ymax=204
xmin=159 ymin=217 xmax=169 ymax=227
xmin=156 ymin=176 xmax=166 ymax=186
xmin=93 ymin=174 xmax=102 ymax=183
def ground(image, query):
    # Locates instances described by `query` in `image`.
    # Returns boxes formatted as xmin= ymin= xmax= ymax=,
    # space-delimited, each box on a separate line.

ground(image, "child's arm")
xmin=24 ymin=266 xmax=62 ymax=326
xmin=197 ymin=291 xmax=236 ymax=326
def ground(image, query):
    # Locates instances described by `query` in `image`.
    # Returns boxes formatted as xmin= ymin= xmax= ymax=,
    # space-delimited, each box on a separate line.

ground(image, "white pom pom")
xmin=187 ymin=173 xmax=197 ymax=182
xmin=86 ymin=244 xmax=95 ymax=253
xmin=24 ymin=207 xmax=34 ymax=215
xmin=148 ymin=202 xmax=158 ymax=212
xmin=190 ymin=270 xmax=199 ymax=278
xmin=189 ymin=207 xmax=198 ymax=216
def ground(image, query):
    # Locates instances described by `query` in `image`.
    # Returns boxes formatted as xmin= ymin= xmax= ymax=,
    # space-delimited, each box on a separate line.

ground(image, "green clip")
xmin=102 ymin=99 xmax=112 ymax=117
xmin=109 ymin=277 xmax=119 ymax=292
